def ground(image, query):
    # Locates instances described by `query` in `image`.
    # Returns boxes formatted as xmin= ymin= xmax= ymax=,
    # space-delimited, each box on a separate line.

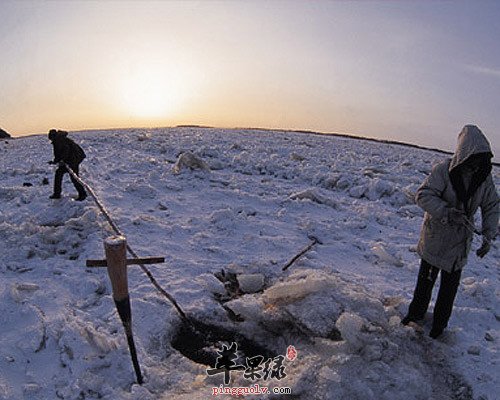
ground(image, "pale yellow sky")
xmin=1 ymin=1 xmax=499 ymax=156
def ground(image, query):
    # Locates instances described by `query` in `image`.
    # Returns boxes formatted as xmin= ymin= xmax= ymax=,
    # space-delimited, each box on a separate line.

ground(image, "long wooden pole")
xmin=104 ymin=235 xmax=143 ymax=385
xmin=64 ymin=163 xmax=189 ymax=323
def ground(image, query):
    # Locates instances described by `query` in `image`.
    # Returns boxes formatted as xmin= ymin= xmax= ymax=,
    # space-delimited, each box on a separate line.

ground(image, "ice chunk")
xmin=225 ymin=296 xmax=263 ymax=321
xmin=319 ymin=366 xmax=342 ymax=383
xmin=263 ymin=274 xmax=333 ymax=305
xmin=335 ymin=312 xmax=366 ymax=351
xmin=125 ymin=183 xmax=157 ymax=199
xmin=237 ymin=274 xmax=265 ymax=293
xmin=336 ymin=176 xmax=352 ymax=190
xmin=10 ymin=283 xmax=40 ymax=303
xmin=15 ymin=283 xmax=40 ymax=292
xmin=349 ymin=185 xmax=366 ymax=198
xmin=289 ymin=189 xmax=338 ymax=209
xmin=462 ymin=277 xmax=476 ymax=285
xmin=371 ymin=244 xmax=404 ymax=267
xmin=284 ymin=293 xmax=343 ymax=337
xmin=0 ymin=186 xmax=22 ymax=201
xmin=389 ymin=316 xmax=402 ymax=327
xmin=79 ymin=325 xmax=118 ymax=354
xmin=0 ymin=378 xmax=12 ymax=399
xmin=202 ymin=274 xmax=227 ymax=296
xmin=209 ymin=209 xmax=236 ymax=230
xmin=397 ymin=205 xmax=423 ymax=217
xmin=23 ymin=383 xmax=41 ymax=398
xmin=326 ymin=174 xmax=342 ymax=188
xmin=362 ymin=343 xmax=383 ymax=362
xmin=366 ymin=178 xmax=394 ymax=201
xmin=173 ymin=152 xmax=210 ymax=173
xmin=484 ymin=331 xmax=495 ymax=342
xmin=290 ymin=152 xmax=306 ymax=161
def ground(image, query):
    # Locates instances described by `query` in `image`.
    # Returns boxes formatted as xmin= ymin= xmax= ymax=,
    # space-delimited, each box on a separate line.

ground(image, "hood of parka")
xmin=449 ymin=125 xmax=493 ymax=205
xmin=449 ymin=125 xmax=493 ymax=171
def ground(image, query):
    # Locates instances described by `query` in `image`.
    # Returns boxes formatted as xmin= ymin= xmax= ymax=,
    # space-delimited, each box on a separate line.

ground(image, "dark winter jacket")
xmin=49 ymin=130 xmax=86 ymax=166
xmin=416 ymin=125 xmax=499 ymax=272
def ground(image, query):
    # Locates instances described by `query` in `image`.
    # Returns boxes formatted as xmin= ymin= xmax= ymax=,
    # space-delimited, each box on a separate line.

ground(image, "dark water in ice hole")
xmin=171 ymin=318 xmax=275 ymax=368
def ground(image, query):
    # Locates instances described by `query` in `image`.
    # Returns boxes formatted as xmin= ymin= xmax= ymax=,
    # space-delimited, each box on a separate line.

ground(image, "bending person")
xmin=48 ymin=129 xmax=87 ymax=201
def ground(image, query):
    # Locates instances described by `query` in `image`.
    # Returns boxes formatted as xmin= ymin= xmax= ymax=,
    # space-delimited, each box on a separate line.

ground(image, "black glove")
xmin=476 ymin=238 xmax=491 ymax=258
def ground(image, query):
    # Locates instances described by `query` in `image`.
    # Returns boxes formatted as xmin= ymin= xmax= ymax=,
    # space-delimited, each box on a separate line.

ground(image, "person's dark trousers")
xmin=432 ymin=265 xmax=462 ymax=331
xmin=53 ymin=163 xmax=86 ymax=198
xmin=406 ymin=259 xmax=462 ymax=329
xmin=406 ymin=259 xmax=440 ymax=321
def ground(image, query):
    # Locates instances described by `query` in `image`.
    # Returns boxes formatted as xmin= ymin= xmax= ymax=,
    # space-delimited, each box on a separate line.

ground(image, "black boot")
xmin=49 ymin=193 xmax=61 ymax=199
xmin=429 ymin=327 xmax=444 ymax=339
xmin=401 ymin=315 xmax=422 ymax=326
xmin=75 ymin=192 xmax=87 ymax=201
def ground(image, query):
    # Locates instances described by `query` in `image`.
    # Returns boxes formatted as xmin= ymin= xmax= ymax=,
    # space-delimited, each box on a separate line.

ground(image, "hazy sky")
xmin=1 ymin=0 xmax=499 ymax=157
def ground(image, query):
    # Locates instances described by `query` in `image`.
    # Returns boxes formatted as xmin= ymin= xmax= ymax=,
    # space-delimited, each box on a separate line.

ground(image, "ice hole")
xmin=170 ymin=318 xmax=274 ymax=367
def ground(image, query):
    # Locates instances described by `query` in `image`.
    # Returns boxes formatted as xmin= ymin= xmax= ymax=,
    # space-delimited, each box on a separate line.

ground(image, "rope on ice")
xmin=62 ymin=162 xmax=188 ymax=321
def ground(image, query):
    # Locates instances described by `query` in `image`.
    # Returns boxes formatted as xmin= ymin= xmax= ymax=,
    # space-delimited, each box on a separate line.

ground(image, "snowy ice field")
xmin=0 ymin=127 xmax=498 ymax=400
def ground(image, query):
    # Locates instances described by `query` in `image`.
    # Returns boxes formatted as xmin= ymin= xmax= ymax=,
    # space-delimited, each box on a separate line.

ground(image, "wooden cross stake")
xmin=88 ymin=235 xmax=165 ymax=385
xmin=86 ymin=257 xmax=165 ymax=268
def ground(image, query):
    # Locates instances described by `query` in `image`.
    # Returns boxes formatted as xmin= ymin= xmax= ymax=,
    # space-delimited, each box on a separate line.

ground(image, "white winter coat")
xmin=416 ymin=126 xmax=499 ymax=272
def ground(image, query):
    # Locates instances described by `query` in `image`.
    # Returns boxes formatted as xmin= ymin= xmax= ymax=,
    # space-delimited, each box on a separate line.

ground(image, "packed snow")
xmin=0 ymin=127 xmax=498 ymax=400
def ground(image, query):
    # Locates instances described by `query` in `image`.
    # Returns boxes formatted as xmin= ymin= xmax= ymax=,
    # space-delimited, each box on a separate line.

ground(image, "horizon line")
xmin=6 ymin=123 xmax=499 ymax=167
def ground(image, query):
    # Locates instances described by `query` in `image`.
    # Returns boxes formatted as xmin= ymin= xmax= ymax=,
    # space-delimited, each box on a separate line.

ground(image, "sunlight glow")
xmin=116 ymin=63 xmax=186 ymax=119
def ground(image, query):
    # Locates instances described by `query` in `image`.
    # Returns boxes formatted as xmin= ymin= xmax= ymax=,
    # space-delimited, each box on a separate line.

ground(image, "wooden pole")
xmin=104 ymin=235 xmax=143 ymax=385
xmin=282 ymin=237 xmax=319 ymax=271
xmin=66 ymin=163 xmax=190 ymax=323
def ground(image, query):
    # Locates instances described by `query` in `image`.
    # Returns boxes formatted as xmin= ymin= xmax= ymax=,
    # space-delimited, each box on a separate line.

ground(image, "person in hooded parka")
xmin=402 ymin=125 xmax=498 ymax=338
xmin=48 ymin=129 xmax=87 ymax=201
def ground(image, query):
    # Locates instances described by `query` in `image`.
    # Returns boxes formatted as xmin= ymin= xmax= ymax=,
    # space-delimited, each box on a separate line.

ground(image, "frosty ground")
xmin=0 ymin=127 xmax=498 ymax=400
